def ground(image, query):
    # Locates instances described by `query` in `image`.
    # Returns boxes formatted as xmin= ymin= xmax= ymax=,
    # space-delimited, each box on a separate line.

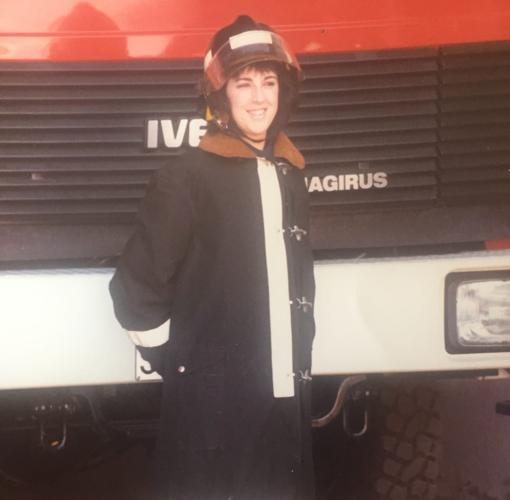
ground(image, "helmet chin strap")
xmin=232 ymin=121 xmax=268 ymax=146
xmin=223 ymin=119 xmax=267 ymax=146
xmin=242 ymin=134 xmax=266 ymax=144
xmin=211 ymin=111 xmax=269 ymax=147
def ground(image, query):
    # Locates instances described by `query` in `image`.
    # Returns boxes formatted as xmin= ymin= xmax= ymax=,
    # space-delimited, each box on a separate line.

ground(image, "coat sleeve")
xmin=109 ymin=163 xmax=193 ymax=331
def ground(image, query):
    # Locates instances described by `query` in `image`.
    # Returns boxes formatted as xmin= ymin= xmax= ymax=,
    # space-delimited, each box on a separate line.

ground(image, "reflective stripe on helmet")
xmin=229 ymin=30 xmax=273 ymax=50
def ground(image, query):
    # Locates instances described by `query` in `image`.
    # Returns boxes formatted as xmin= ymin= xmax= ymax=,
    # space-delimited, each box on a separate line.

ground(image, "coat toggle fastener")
xmin=275 ymin=161 xmax=290 ymax=175
xmin=290 ymin=296 xmax=313 ymax=313
xmin=294 ymin=369 xmax=312 ymax=383
xmin=288 ymin=225 xmax=307 ymax=241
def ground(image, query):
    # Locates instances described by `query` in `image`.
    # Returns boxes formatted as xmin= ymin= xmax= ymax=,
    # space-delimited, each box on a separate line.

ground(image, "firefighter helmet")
xmin=203 ymin=15 xmax=302 ymax=96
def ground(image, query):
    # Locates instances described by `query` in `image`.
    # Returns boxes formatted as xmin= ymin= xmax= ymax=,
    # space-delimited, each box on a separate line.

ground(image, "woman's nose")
xmin=252 ymin=84 xmax=265 ymax=102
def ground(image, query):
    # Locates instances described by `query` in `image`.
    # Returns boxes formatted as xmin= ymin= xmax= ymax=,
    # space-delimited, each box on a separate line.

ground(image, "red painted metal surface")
xmin=0 ymin=0 xmax=510 ymax=60
xmin=485 ymin=240 xmax=510 ymax=251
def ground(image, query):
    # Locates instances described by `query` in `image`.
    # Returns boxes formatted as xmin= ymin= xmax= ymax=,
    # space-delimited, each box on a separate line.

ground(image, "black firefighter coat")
xmin=109 ymin=130 xmax=316 ymax=500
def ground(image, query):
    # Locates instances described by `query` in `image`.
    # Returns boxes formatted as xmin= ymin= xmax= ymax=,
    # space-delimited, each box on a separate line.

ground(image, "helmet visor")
xmin=204 ymin=30 xmax=301 ymax=93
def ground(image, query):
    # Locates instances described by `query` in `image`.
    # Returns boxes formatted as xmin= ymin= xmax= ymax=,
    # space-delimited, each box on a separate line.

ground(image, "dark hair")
xmin=206 ymin=60 xmax=299 ymax=140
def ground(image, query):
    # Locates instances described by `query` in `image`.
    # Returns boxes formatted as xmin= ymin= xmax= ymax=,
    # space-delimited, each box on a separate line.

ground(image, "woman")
xmin=110 ymin=15 xmax=315 ymax=500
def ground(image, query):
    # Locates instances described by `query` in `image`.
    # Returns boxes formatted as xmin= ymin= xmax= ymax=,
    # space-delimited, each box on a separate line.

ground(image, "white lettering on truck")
xmin=146 ymin=118 xmax=207 ymax=149
xmin=305 ymin=172 xmax=388 ymax=192
xmin=145 ymin=121 xmax=390 ymax=193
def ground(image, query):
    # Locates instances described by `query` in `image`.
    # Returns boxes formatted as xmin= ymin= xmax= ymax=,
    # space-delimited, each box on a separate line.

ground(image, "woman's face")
xmin=225 ymin=66 xmax=279 ymax=147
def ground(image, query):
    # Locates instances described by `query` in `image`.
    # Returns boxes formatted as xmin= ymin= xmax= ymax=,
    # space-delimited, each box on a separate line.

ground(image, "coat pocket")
xmin=175 ymin=348 xmax=226 ymax=451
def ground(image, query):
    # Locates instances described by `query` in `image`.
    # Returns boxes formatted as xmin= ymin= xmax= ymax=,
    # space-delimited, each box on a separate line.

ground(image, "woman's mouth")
xmin=247 ymin=109 xmax=266 ymax=120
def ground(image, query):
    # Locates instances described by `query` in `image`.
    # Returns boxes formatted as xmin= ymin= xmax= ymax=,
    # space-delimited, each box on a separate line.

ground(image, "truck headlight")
xmin=445 ymin=271 xmax=510 ymax=353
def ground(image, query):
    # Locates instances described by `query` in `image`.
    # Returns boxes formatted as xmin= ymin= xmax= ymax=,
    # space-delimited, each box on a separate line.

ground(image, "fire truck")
xmin=1 ymin=1 xmax=510 ymax=498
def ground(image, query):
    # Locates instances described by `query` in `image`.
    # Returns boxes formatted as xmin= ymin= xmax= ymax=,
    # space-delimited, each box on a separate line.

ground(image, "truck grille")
xmin=294 ymin=48 xmax=439 ymax=209
xmin=0 ymin=60 xmax=201 ymax=223
xmin=439 ymin=42 xmax=510 ymax=203
xmin=1 ymin=41 xmax=509 ymax=260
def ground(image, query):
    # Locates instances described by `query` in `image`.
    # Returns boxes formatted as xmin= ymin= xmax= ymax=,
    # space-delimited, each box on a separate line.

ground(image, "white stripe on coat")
xmin=256 ymin=158 xmax=295 ymax=398
xmin=126 ymin=320 xmax=170 ymax=347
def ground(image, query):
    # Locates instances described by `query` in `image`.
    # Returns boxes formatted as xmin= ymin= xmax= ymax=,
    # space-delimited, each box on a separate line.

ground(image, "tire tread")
xmin=369 ymin=382 xmax=443 ymax=500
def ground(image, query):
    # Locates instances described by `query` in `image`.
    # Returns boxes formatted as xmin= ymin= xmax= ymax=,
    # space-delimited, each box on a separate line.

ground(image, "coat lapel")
xmin=198 ymin=131 xmax=305 ymax=169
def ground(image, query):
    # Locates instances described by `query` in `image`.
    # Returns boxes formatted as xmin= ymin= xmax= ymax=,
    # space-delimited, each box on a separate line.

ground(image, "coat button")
xmin=177 ymin=365 xmax=186 ymax=373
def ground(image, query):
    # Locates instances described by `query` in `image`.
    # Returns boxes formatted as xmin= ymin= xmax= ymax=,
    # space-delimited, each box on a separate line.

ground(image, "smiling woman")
xmin=109 ymin=14 xmax=316 ymax=500
xmin=225 ymin=66 xmax=279 ymax=148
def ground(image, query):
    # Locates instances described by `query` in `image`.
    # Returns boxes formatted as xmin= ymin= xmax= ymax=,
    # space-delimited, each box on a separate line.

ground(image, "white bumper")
xmin=0 ymin=269 xmax=135 ymax=390
xmin=312 ymin=250 xmax=510 ymax=375
xmin=0 ymin=250 xmax=509 ymax=390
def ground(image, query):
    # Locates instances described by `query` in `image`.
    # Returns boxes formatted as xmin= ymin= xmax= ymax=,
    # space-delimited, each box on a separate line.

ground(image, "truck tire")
xmin=366 ymin=380 xmax=443 ymax=500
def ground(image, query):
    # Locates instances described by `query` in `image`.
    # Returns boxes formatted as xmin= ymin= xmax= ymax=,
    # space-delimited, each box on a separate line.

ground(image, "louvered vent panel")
xmin=0 ymin=60 xmax=202 ymax=222
xmin=0 ymin=51 xmax=441 ymax=224
xmin=296 ymin=48 xmax=439 ymax=208
xmin=439 ymin=41 xmax=510 ymax=202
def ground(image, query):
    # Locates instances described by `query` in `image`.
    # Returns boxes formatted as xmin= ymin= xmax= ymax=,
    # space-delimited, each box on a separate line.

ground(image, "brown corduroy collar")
xmin=198 ymin=131 xmax=305 ymax=169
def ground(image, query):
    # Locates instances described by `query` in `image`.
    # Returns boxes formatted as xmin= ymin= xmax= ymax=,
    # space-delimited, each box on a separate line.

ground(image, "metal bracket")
xmin=34 ymin=399 xmax=76 ymax=452
xmin=39 ymin=418 xmax=68 ymax=452
xmin=342 ymin=391 xmax=370 ymax=438
xmin=312 ymin=375 xmax=367 ymax=428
